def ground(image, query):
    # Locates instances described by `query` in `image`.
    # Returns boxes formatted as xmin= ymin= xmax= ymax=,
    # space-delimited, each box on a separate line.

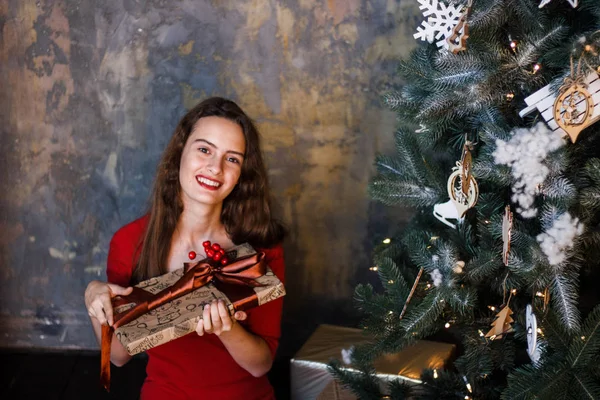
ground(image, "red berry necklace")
xmin=188 ymin=240 xmax=229 ymax=265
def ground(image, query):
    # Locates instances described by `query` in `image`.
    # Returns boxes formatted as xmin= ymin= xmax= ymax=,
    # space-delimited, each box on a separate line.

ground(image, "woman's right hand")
xmin=84 ymin=281 xmax=133 ymax=326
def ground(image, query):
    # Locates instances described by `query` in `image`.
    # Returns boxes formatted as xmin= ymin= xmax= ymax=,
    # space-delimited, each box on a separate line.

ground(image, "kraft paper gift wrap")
xmin=112 ymin=243 xmax=286 ymax=355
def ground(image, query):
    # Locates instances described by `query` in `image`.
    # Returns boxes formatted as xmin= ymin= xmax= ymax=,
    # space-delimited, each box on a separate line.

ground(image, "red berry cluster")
xmin=203 ymin=241 xmax=229 ymax=265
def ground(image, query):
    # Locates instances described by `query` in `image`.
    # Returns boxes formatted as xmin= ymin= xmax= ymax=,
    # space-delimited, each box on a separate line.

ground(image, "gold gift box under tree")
xmin=291 ymin=324 xmax=456 ymax=400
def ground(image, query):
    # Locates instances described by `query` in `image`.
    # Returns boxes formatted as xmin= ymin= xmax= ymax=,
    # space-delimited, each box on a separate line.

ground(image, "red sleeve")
xmin=244 ymin=243 xmax=285 ymax=359
xmin=106 ymin=217 xmax=147 ymax=287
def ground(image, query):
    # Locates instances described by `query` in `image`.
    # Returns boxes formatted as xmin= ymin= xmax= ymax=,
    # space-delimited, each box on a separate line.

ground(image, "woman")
xmin=84 ymin=97 xmax=285 ymax=399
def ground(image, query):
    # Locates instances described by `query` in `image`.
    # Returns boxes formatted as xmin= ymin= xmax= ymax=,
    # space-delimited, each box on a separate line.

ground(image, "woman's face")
xmin=179 ymin=116 xmax=246 ymax=209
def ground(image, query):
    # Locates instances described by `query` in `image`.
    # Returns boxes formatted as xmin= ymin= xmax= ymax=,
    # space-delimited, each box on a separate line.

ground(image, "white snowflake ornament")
xmin=414 ymin=0 xmax=465 ymax=51
xmin=539 ymin=0 xmax=578 ymax=8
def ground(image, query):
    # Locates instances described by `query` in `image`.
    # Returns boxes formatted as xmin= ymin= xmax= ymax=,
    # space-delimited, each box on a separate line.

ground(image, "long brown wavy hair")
xmin=133 ymin=97 xmax=285 ymax=282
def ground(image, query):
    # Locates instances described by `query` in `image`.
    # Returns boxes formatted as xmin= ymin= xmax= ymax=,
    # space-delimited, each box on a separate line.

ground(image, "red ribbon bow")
xmin=100 ymin=252 xmax=266 ymax=391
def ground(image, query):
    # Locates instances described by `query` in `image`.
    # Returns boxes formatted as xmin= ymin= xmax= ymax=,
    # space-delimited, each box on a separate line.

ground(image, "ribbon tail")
xmin=100 ymin=324 xmax=113 ymax=392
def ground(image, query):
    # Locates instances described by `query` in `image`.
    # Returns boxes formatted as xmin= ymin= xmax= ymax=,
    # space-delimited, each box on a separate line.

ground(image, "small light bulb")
xmin=369 ymin=266 xmax=378 ymax=271
xmin=537 ymin=328 xmax=543 ymax=334
xmin=388 ymin=280 xmax=394 ymax=284
xmin=581 ymin=336 xmax=586 ymax=341
xmin=536 ymin=291 xmax=545 ymax=297
xmin=433 ymin=369 xmax=438 ymax=379
xmin=426 ymin=283 xmax=432 ymax=288
xmin=511 ymin=289 xmax=517 ymax=295
xmin=388 ymin=310 xmax=393 ymax=315
xmin=585 ymin=44 xmax=592 ymax=52
xmin=510 ymin=41 xmax=517 ymax=49
xmin=478 ymin=330 xmax=484 ymax=337
xmin=382 ymin=238 xmax=391 ymax=244
xmin=533 ymin=63 xmax=541 ymax=73
xmin=489 ymin=305 xmax=496 ymax=311
xmin=506 ymin=93 xmax=514 ymax=100
xmin=466 ymin=383 xmax=473 ymax=393
xmin=445 ymin=322 xmax=451 ymax=328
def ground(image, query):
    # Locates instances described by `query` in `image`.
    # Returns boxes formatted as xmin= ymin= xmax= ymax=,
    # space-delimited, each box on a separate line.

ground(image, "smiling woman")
xmin=179 ymin=116 xmax=245 ymax=208
xmin=83 ymin=97 xmax=286 ymax=400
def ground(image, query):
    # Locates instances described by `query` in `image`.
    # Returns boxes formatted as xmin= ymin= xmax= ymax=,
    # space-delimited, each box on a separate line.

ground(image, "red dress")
xmin=106 ymin=216 xmax=284 ymax=400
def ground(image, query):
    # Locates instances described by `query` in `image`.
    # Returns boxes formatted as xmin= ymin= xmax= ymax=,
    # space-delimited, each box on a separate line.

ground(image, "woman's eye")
xmin=198 ymin=147 xmax=209 ymax=154
xmin=227 ymin=157 xmax=240 ymax=164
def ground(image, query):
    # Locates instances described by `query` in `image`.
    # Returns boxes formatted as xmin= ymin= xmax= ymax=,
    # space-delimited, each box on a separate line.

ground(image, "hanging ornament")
xmin=542 ymin=287 xmax=550 ymax=312
xmin=553 ymin=59 xmax=598 ymax=143
xmin=520 ymin=65 xmax=600 ymax=143
xmin=485 ymin=305 xmax=515 ymax=340
xmin=413 ymin=0 xmax=466 ymax=52
xmin=446 ymin=0 xmax=473 ymax=54
xmin=538 ymin=0 xmax=578 ymax=8
xmin=399 ymin=267 xmax=424 ymax=320
xmin=433 ymin=141 xmax=479 ymax=228
xmin=525 ymin=304 xmax=541 ymax=362
xmin=502 ymin=205 xmax=513 ymax=266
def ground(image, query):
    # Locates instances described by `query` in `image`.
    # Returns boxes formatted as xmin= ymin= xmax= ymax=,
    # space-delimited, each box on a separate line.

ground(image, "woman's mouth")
xmin=196 ymin=175 xmax=222 ymax=191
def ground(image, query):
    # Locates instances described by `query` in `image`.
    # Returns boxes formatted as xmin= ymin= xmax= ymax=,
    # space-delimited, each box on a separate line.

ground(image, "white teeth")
xmin=197 ymin=177 xmax=221 ymax=187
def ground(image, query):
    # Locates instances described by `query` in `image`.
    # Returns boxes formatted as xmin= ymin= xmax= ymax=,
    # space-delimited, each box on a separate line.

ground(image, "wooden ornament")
xmin=448 ymin=143 xmax=479 ymax=218
xmin=433 ymin=142 xmax=478 ymax=228
xmin=485 ymin=305 xmax=514 ymax=340
xmin=553 ymin=82 xmax=594 ymax=143
xmin=446 ymin=0 xmax=472 ymax=54
xmin=502 ymin=205 xmax=513 ymax=266
xmin=459 ymin=142 xmax=474 ymax=197
xmin=520 ymin=63 xmax=600 ymax=143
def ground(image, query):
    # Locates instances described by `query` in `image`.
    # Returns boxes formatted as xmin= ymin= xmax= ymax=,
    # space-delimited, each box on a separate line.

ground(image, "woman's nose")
xmin=207 ymin=158 xmax=223 ymax=174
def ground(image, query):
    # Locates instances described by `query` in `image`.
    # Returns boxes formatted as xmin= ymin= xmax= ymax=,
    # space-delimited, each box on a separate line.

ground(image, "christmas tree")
xmin=330 ymin=0 xmax=600 ymax=399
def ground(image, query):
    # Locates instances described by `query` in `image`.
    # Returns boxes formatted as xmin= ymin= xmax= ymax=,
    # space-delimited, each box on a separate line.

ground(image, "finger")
xmin=203 ymin=304 xmax=212 ymax=333
xmin=100 ymin=296 xmax=114 ymax=326
xmin=196 ymin=319 xmax=204 ymax=336
xmin=217 ymin=300 xmax=231 ymax=331
xmin=107 ymin=283 xmax=133 ymax=297
xmin=91 ymin=302 xmax=107 ymax=325
xmin=234 ymin=311 xmax=247 ymax=321
xmin=211 ymin=300 xmax=222 ymax=331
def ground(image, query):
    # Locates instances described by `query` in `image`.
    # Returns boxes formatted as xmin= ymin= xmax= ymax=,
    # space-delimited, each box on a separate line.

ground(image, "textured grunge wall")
xmin=0 ymin=0 xmax=418 ymax=351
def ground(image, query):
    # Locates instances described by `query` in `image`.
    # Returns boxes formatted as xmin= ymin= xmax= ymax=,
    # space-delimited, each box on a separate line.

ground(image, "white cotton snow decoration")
xmin=536 ymin=212 xmax=584 ymax=266
xmin=341 ymin=346 xmax=355 ymax=365
xmin=430 ymin=268 xmax=443 ymax=287
xmin=492 ymin=123 xmax=565 ymax=218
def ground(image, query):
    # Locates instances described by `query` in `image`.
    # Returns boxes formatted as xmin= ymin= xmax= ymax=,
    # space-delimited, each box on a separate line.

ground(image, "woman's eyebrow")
xmin=193 ymin=138 xmax=245 ymax=157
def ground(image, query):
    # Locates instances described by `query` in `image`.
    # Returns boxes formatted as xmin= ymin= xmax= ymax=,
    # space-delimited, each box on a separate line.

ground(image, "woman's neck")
xmin=175 ymin=203 xmax=225 ymax=246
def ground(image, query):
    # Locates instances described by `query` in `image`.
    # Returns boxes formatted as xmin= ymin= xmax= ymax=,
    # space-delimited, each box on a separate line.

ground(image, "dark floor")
xmin=0 ymin=350 xmax=291 ymax=400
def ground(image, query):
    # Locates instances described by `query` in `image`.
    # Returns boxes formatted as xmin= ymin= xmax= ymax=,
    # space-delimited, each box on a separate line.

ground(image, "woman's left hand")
xmin=196 ymin=299 xmax=247 ymax=336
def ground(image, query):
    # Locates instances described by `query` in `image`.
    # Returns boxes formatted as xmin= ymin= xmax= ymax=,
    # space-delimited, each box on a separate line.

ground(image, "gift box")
xmin=112 ymin=243 xmax=285 ymax=355
xmin=290 ymin=324 xmax=456 ymax=400
xmin=101 ymin=243 xmax=285 ymax=390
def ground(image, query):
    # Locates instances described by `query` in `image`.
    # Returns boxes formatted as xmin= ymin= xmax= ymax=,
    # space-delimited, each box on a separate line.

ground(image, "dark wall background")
xmin=0 ymin=0 xmax=417 ymax=356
